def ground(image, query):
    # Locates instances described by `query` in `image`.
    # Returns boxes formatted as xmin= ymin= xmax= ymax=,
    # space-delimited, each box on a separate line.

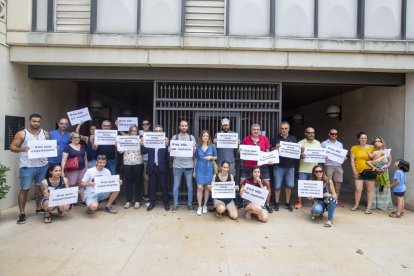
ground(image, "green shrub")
xmin=0 ymin=163 xmax=11 ymax=200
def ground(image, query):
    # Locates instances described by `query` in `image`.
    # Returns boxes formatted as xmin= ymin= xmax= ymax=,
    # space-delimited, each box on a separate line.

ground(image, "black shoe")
xmin=17 ymin=214 xmax=26 ymax=224
xmin=274 ymin=202 xmax=280 ymax=211
xmin=147 ymin=204 xmax=155 ymax=211
xmin=266 ymin=205 xmax=273 ymax=213
xmin=35 ymin=208 xmax=45 ymax=214
xmin=379 ymin=186 xmax=384 ymax=192
xmin=81 ymin=202 xmax=87 ymax=207
xmin=111 ymin=200 xmax=117 ymax=205
xmin=142 ymin=194 xmax=150 ymax=201
xmin=285 ymin=203 xmax=293 ymax=212
xmin=164 ymin=204 xmax=170 ymax=211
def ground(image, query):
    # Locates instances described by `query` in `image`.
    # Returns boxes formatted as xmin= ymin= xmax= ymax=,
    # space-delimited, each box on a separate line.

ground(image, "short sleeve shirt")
xmin=81 ymin=167 xmax=111 ymax=195
xmin=393 ymin=169 xmax=406 ymax=193
xmin=351 ymin=145 xmax=374 ymax=173
xmin=298 ymin=139 xmax=321 ymax=173
xmin=171 ymin=134 xmax=196 ymax=169
xmin=241 ymin=135 xmax=270 ymax=168
xmin=63 ymin=144 xmax=86 ymax=170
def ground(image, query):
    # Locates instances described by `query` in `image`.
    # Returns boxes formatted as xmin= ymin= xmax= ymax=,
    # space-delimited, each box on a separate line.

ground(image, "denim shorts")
xmin=19 ymin=165 xmax=48 ymax=190
xmin=298 ymin=172 xmax=312 ymax=181
xmin=84 ymin=192 xmax=110 ymax=206
xmin=240 ymin=167 xmax=270 ymax=180
xmin=273 ymin=166 xmax=295 ymax=190
xmin=213 ymin=198 xmax=235 ymax=205
xmin=394 ymin=191 xmax=405 ymax=197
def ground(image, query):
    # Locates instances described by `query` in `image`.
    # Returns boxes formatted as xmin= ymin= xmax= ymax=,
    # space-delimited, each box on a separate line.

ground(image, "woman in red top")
xmin=240 ymin=166 xmax=269 ymax=223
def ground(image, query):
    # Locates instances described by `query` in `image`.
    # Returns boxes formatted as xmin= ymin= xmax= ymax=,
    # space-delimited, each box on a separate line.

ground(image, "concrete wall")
xmin=0 ymin=44 xmax=77 ymax=211
xmin=286 ymin=85 xmax=405 ymax=196
xmin=405 ymin=74 xmax=414 ymax=209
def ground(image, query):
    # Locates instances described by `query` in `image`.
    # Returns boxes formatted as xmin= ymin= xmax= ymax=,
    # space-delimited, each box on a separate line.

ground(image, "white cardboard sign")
xmin=67 ymin=107 xmax=92 ymax=126
xmin=241 ymin=184 xmax=269 ymax=206
xmin=27 ymin=140 xmax=57 ymax=159
xmin=94 ymin=175 xmax=120 ymax=193
xmin=48 ymin=187 xmax=79 ymax=207
xmin=216 ymin=133 xmax=239 ymax=149
xmin=279 ymin=141 xmax=301 ymax=159
xmin=94 ymin=130 xmax=117 ymax=145
xmin=298 ymin=180 xmax=323 ymax=198
xmin=304 ymin=148 xmax=326 ymax=163
xmin=211 ymin=181 xmax=236 ymax=199
xmin=326 ymin=145 xmax=348 ymax=164
xmin=116 ymin=136 xmax=140 ymax=151
xmin=170 ymin=140 xmax=194 ymax=157
xmin=239 ymin=145 xmax=260 ymax=161
xmin=144 ymin=132 xmax=166 ymax=149
xmin=117 ymin=117 xmax=138 ymax=132
xmin=257 ymin=150 xmax=280 ymax=166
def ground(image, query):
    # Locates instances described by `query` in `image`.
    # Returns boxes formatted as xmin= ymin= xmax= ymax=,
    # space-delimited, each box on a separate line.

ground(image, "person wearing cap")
xmin=213 ymin=118 xmax=238 ymax=176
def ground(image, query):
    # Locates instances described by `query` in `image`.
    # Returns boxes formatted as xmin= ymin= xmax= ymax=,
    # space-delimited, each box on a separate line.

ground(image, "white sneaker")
xmin=134 ymin=202 xmax=140 ymax=209
xmin=202 ymin=205 xmax=208 ymax=214
xmin=124 ymin=202 xmax=131 ymax=209
xmin=197 ymin=207 xmax=202 ymax=216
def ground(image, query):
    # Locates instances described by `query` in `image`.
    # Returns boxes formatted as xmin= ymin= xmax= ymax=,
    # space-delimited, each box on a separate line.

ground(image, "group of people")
xmin=10 ymin=114 xmax=409 ymax=226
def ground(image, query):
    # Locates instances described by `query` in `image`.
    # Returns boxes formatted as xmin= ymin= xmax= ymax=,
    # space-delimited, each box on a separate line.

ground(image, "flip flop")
xmin=364 ymin=208 xmax=373 ymax=214
xmin=350 ymin=206 xmax=360 ymax=211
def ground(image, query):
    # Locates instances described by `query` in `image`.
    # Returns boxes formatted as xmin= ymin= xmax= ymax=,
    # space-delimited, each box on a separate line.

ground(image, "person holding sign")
xmin=80 ymin=155 xmax=121 ymax=214
xmin=321 ymin=129 xmax=346 ymax=207
xmin=10 ymin=114 xmax=50 ymax=224
xmin=170 ymin=120 xmax=197 ymax=213
xmin=48 ymin=118 xmax=70 ymax=165
xmin=240 ymin=167 xmax=269 ymax=223
xmin=117 ymin=125 xmax=144 ymax=209
xmin=308 ymin=165 xmax=337 ymax=227
xmin=40 ymin=164 xmax=70 ymax=223
xmin=139 ymin=119 xmax=152 ymax=205
xmin=194 ymin=130 xmax=218 ymax=216
xmin=213 ymin=118 xmax=238 ymax=176
xmin=296 ymin=127 xmax=321 ymax=209
xmin=271 ymin=121 xmax=297 ymax=212
xmin=90 ymin=120 xmax=117 ymax=175
xmin=76 ymin=122 xmax=97 ymax=169
xmin=240 ymin=124 xmax=273 ymax=213
xmin=208 ymin=161 xmax=239 ymax=219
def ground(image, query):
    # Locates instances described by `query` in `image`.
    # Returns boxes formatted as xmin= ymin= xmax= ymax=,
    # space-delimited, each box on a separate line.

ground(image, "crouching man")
xmin=81 ymin=155 xmax=122 ymax=214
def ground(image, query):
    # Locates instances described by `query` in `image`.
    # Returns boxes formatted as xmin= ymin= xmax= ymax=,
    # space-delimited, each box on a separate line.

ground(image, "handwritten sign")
xmin=170 ymin=140 xmax=194 ymax=157
xmin=117 ymin=117 xmax=138 ymax=132
xmin=211 ymin=181 xmax=236 ymax=199
xmin=94 ymin=130 xmax=117 ymax=145
xmin=326 ymin=146 xmax=348 ymax=164
xmin=304 ymin=148 xmax=326 ymax=163
xmin=94 ymin=175 xmax=120 ymax=193
xmin=27 ymin=140 xmax=57 ymax=159
xmin=116 ymin=136 xmax=140 ymax=151
xmin=298 ymin=180 xmax=323 ymax=198
xmin=48 ymin=187 xmax=79 ymax=207
xmin=279 ymin=141 xmax=301 ymax=159
xmin=216 ymin=133 xmax=238 ymax=149
xmin=144 ymin=132 xmax=166 ymax=149
xmin=241 ymin=184 xmax=269 ymax=206
xmin=257 ymin=150 xmax=280 ymax=166
xmin=67 ymin=107 xmax=91 ymax=126
xmin=239 ymin=145 xmax=260 ymax=161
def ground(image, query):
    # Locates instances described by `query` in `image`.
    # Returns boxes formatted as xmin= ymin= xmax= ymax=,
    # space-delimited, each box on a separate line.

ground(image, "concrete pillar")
xmin=404 ymin=73 xmax=414 ymax=210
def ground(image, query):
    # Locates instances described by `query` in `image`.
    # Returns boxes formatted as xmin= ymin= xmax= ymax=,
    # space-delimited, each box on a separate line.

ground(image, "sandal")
xmin=57 ymin=210 xmax=65 ymax=218
xmin=324 ymin=220 xmax=333 ymax=227
xmin=364 ymin=208 xmax=373 ymax=214
xmin=389 ymin=213 xmax=402 ymax=218
xmin=350 ymin=206 xmax=360 ymax=211
xmin=391 ymin=211 xmax=404 ymax=216
xmin=215 ymin=211 xmax=223 ymax=218
xmin=44 ymin=214 xmax=52 ymax=224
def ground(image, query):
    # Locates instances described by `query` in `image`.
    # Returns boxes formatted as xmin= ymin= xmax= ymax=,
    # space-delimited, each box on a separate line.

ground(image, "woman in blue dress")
xmin=194 ymin=130 xmax=217 ymax=216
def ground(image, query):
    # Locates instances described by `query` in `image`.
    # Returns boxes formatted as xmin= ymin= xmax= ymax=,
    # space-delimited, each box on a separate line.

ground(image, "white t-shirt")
xmin=82 ymin=166 xmax=111 ymax=195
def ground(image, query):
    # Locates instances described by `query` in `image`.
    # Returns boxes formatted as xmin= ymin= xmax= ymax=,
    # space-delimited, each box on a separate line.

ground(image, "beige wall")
xmin=405 ymin=74 xmax=414 ymax=209
xmin=0 ymin=44 xmax=77 ymax=211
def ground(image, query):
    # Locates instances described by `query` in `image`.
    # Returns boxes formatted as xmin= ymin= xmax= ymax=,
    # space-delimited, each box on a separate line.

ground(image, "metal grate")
xmin=185 ymin=0 xmax=226 ymax=35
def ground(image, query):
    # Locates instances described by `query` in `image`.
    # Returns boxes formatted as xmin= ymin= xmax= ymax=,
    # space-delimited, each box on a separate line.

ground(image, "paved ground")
xmin=0 ymin=194 xmax=413 ymax=276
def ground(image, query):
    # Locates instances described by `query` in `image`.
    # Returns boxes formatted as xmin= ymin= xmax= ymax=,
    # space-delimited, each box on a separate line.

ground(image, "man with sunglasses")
xmin=48 ymin=118 xmax=70 ymax=165
xmin=139 ymin=119 xmax=152 ymax=203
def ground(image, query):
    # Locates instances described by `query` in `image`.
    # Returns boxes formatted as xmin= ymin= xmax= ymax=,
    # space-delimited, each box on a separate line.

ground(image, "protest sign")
xmin=117 ymin=117 xmax=138 ymax=132
xmin=241 ymin=184 xmax=269 ymax=206
xmin=304 ymin=148 xmax=326 ymax=163
xmin=94 ymin=130 xmax=117 ymax=145
xmin=298 ymin=180 xmax=323 ymax=198
xmin=211 ymin=181 xmax=236 ymax=199
xmin=326 ymin=145 xmax=348 ymax=164
xmin=67 ymin=107 xmax=91 ymax=126
xmin=48 ymin=187 xmax=79 ymax=207
xmin=239 ymin=145 xmax=260 ymax=161
xmin=144 ymin=132 xmax=166 ymax=149
xmin=27 ymin=140 xmax=57 ymax=159
xmin=257 ymin=150 xmax=279 ymax=166
xmin=216 ymin=133 xmax=238 ymax=149
xmin=116 ymin=136 xmax=140 ymax=151
xmin=170 ymin=140 xmax=194 ymax=157
xmin=94 ymin=175 xmax=120 ymax=193
xmin=279 ymin=141 xmax=301 ymax=159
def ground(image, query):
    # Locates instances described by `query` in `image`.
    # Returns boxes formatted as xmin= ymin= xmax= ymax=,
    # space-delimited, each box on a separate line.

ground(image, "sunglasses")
xmin=329 ymin=133 xmax=338 ymax=136
xmin=142 ymin=123 xmax=150 ymax=126
xmin=374 ymin=140 xmax=382 ymax=142
xmin=306 ymin=132 xmax=315 ymax=134
xmin=314 ymin=170 xmax=323 ymax=173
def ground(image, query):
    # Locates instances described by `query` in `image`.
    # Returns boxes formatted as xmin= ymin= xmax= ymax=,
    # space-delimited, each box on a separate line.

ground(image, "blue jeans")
xmin=273 ymin=166 xmax=295 ymax=190
xmin=105 ymin=159 xmax=116 ymax=175
xmin=173 ymin=168 xmax=193 ymax=206
xmin=298 ymin=172 xmax=311 ymax=180
xmin=311 ymin=199 xmax=337 ymax=221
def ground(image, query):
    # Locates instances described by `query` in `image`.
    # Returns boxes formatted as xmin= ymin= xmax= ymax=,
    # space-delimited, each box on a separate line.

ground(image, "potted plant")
xmin=0 ymin=162 xmax=11 ymax=200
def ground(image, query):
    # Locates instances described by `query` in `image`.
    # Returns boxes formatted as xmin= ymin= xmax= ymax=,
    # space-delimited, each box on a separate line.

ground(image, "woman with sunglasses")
xmin=309 ymin=165 xmax=337 ymax=227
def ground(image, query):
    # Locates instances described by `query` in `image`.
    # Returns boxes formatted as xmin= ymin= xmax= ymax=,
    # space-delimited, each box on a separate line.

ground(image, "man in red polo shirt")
xmin=240 ymin=123 xmax=272 ymax=213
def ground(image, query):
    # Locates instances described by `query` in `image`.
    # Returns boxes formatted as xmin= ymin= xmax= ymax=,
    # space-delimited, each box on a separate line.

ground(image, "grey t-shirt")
xmin=172 ymin=133 xmax=196 ymax=169
xmin=214 ymin=131 xmax=236 ymax=164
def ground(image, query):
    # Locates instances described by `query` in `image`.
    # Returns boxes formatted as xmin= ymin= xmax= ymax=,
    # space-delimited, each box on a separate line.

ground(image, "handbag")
xmin=211 ymin=145 xmax=218 ymax=174
xmin=65 ymin=147 xmax=81 ymax=171
xmin=378 ymin=172 xmax=391 ymax=186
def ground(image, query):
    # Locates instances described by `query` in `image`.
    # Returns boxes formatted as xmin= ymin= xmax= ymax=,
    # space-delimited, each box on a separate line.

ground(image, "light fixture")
xmin=90 ymin=99 xmax=102 ymax=111
xmin=326 ymin=105 xmax=341 ymax=120
xmin=292 ymin=113 xmax=304 ymax=124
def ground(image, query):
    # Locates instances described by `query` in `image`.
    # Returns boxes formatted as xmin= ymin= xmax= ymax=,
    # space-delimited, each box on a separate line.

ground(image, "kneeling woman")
xmin=240 ymin=166 xmax=269 ymax=223
xmin=309 ymin=165 xmax=337 ymax=227
xmin=208 ymin=161 xmax=239 ymax=220
xmin=40 ymin=164 xmax=70 ymax=223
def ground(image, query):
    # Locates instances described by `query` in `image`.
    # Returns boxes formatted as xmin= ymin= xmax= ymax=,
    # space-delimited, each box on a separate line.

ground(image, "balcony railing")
xmin=32 ymin=0 xmax=414 ymax=40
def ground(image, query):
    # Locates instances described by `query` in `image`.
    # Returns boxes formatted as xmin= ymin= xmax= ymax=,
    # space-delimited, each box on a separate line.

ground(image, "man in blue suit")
xmin=142 ymin=125 xmax=170 ymax=211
